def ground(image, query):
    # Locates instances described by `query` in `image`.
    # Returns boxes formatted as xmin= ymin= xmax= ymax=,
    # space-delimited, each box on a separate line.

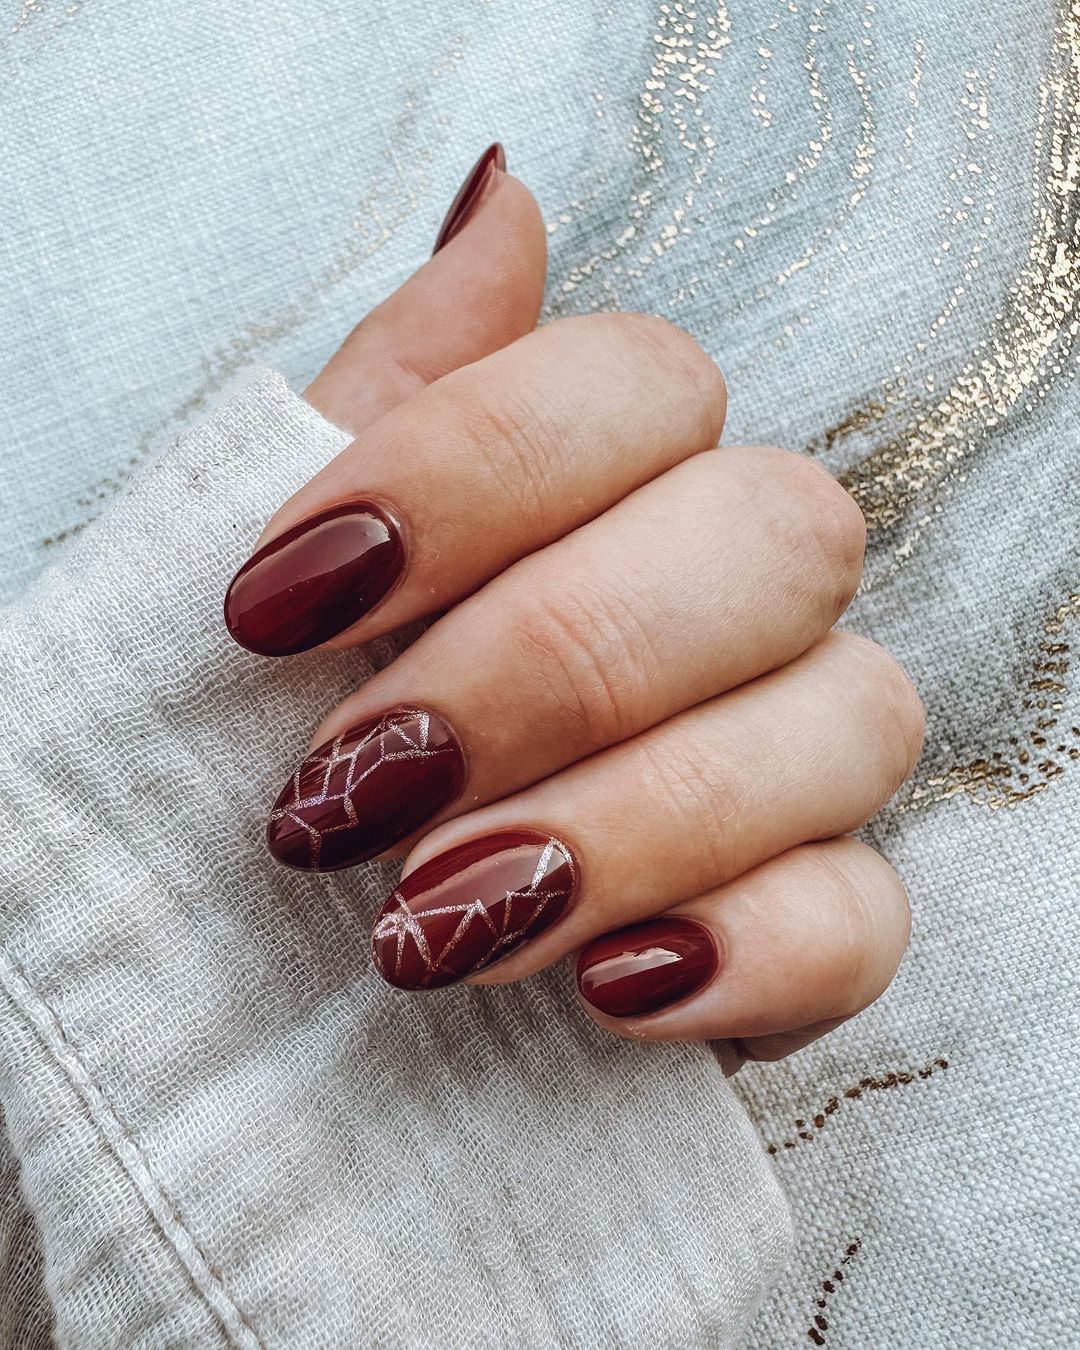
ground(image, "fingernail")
xmin=576 ymin=917 xmax=719 ymax=1019
xmin=372 ymin=830 xmax=577 ymax=989
xmin=224 ymin=501 xmax=405 ymax=656
xmin=432 ymin=142 xmax=506 ymax=254
xmin=267 ymin=708 xmax=465 ymax=871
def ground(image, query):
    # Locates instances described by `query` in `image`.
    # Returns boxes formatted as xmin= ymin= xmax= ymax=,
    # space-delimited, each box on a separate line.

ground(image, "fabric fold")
xmin=0 ymin=370 xmax=790 ymax=1347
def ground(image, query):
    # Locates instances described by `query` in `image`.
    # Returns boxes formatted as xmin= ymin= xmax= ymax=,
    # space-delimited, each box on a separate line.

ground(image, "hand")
xmin=224 ymin=147 xmax=923 ymax=1066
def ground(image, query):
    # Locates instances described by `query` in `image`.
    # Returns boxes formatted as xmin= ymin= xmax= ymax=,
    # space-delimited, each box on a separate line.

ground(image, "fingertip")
xmin=305 ymin=159 xmax=547 ymax=437
xmin=431 ymin=142 xmax=507 ymax=254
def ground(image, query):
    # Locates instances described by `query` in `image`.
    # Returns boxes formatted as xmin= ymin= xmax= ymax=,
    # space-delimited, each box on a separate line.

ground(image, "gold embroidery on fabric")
xmin=12 ymin=0 xmax=45 ymax=34
xmin=806 ymin=1240 xmax=862 ymax=1346
xmin=548 ymin=3 xmax=732 ymax=305
xmin=901 ymin=593 xmax=1080 ymax=812
xmin=12 ymin=0 xmax=82 ymax=36
xmin=758 ymin=1058 xmax=950 ymax=1155
xmin=837 ymin=0 xmax=1080 ymax=555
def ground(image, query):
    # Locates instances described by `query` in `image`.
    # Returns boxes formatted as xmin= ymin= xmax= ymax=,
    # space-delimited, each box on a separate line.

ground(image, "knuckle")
xmin=721 ymin=448 xmax=866 ymax=624
xmin=596 ymin=311 xmax=728 ymax=447
xmin=439 ymin=380 xmax=564 ymax=532
xmin=512 ymin=588 xmax=643 ymax=751
xmin=827 ymin=633 xmax=925 ymax=788
xmin=635 ymin=729 xmax=739 ymax=891
xmin=774 ymin=451 xmax=867 ymax=612
xmin=810 ymin=841 xmax=911 ymax=1012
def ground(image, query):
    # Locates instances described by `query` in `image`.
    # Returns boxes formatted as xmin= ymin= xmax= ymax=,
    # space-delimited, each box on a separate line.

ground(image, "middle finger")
xmin=266 ymin=446 xmax=864 ymax=870
xmin=224 ymin=312 xmax=727 ymax=657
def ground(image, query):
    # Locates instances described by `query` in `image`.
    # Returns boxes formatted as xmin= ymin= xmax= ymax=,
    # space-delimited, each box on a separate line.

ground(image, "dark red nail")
xmin=372 ymin=830 xmax=577 ymax=989
xmin=267 ymin=708 xmax=465 ymax=871
xmin=432 ymin=142 xmax=506 ymax=254
xmin=576 ymin=917 xmax=719 ymax=1019
xmin=224 ymin=501 xmax=405 ymax=656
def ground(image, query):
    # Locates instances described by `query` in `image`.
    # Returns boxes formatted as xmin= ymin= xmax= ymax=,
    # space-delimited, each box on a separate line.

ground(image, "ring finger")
xmin=576 ymin=837 xmax=911 ymax=1049
xmin=369 ymin=632 xmax=924 ymax=990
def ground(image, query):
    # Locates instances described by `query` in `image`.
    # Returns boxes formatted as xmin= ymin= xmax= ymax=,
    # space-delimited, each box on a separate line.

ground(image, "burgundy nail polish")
xmin=372 ymin=830 xmax=577 ymax=990
xmin=224 ymin=501 xmax=405 ymax=657
xmin=576 ymin=917 xmax=719 ymax=1019
xmin=267 ymin=708 xmax=465 ymax=871
xmin=432 ymin=142 xmax=506 ymax=254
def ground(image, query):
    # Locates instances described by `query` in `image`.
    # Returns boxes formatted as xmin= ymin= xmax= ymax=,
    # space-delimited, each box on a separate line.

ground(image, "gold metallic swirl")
xmin=548 ymin=2 xmax=731 ymax=309
xmin=900 ymin=591 xmax=1080 ymax=812
xmin=837 ymin=0 xmax=1080 ymax=547
xmin=11 ymin=0 xmax=82 ymax=36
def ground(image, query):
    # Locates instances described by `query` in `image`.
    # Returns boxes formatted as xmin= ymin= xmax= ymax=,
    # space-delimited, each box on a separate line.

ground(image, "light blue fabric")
xmin=1 ymin=0 xmax=1050 ymax=598
xmin=3 ymin=1 xmax=1078 ymax=1345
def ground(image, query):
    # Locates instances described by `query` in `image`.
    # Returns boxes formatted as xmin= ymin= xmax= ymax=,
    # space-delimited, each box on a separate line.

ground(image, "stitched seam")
xmin=0 ymin=951 xmax=263 ymax=1350
xmin=763 ymin=1057 xmax=950 ymax=1155
xmin=807 ymin=1239 xmax=861 ymax=1344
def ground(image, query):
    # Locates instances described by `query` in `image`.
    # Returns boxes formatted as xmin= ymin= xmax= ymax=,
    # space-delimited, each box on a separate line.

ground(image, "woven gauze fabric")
xmin=0 ymin=369 xmax=792 ymax=1348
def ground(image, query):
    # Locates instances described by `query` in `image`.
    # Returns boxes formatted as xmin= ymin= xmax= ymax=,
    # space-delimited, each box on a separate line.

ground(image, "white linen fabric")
xmin=0 ymin=370 xmax=791 ymax=1347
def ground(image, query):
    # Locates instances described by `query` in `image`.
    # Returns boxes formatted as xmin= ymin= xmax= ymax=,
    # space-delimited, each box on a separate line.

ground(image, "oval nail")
xmin=267 ymin=708 xmax=465 ymax=871
xmin=577 ymin=917 xmax=719 ymax=1018
xmin=372 ymin=830 xmax=577 ymax=990
xmin=225 ymin=501 xmax=405 ymax=656
xmin=432 ymin=142 xmax=506 ymax=253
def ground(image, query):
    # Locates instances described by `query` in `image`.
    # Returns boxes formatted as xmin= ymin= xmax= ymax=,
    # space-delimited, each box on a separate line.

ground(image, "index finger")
xmin=224 ymin=313 xmax=727 ymax=656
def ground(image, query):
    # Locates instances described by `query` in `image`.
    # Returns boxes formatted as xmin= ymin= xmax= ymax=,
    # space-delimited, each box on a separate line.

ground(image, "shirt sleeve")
xmin=0 ymin=369 xmax=791 ymax=1348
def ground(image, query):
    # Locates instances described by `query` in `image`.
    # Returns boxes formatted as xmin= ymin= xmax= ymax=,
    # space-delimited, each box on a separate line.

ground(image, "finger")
xmin=574 ymin=838 xmax=910 ymax=1046
xmin=305 ymin=146 xmax=546 ymax=438
xmin=223 ymin=311 xmax=727 ymax=656
xmin=270 ymin=447 xmax=864 ymax=870
xmin=369 ymin=633 xmax=924 ymax=990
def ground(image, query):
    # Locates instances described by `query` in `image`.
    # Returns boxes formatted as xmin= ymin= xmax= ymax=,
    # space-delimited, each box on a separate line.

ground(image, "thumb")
xmin=305 ymin=145 xmax=547 ymax=437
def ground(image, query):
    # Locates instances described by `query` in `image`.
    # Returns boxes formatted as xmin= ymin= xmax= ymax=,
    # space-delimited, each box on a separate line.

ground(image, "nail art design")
xmin=372 ymin=830 xmax=577 ymax=990
xmin=576 ymin=917 xmax=719 ymax=1018
xmin=224 ymin=501 xmax=405 ymax=657
xmin=432 ymin=142 xmax=506 ymax=253
xmin=267 ymin=708 xmax=465 ymax=871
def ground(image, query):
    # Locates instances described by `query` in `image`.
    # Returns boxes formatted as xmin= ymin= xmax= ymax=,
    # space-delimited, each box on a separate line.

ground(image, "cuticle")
xmin=679 ymin=915 xmax=724 ymax=981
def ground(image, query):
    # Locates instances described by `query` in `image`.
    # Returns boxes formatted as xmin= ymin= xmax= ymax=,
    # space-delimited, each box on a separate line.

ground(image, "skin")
xmin=276 ymin=165 xmax=924 ymax=1068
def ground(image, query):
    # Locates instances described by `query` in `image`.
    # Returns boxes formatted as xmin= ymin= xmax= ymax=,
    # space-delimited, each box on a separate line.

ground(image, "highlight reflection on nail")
xmin=577 ymin=917 xmax=719 ymax=1018
xmin=225 ymin=501 xmax=405 ymax=656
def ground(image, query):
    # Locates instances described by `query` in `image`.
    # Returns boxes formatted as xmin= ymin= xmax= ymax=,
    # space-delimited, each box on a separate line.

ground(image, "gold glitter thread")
xmin=808 ymin=44 xmax=1003 ymax=446
xmin=900 ymin=592 xmax=1080 ymax=812
xmin=732 ymin=1 xmax=879 ymax=316
xmin=12 ymin=0 xmax=45 ymax=34
xmin=12 ymin=0 xmax=83 ymax=36
xmin=837 ymin=0 xmax=1080 ymax=538
xmin=811 ymin=50 xmax=1003 ymax=487
xmin=548 ymin=3 xmax=732 ymax=306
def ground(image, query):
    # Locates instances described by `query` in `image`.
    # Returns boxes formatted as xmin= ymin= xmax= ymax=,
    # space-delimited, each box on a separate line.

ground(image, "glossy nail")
xmin=576 ymin=917 xmax=719 ymax=1019
xmin=267 ymin=708 xmax=465 ymax=871
xmin=432 ymin=142 xmax=506 ymax=254
xmin=372 ymin=830 xmax=577 ymax=989
xmin=224 ymin=501 xmax=404 ymax=657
